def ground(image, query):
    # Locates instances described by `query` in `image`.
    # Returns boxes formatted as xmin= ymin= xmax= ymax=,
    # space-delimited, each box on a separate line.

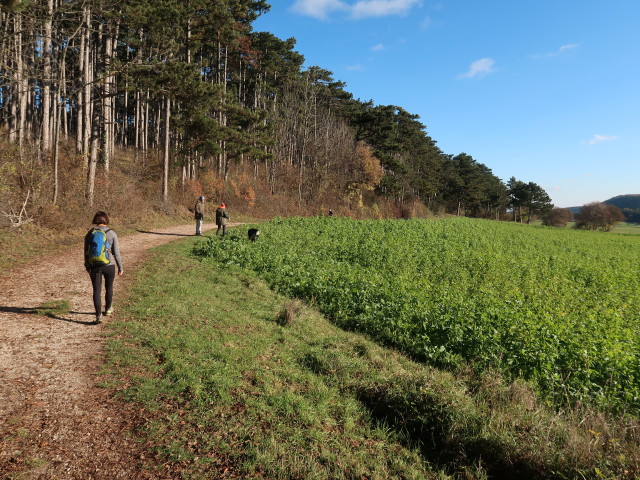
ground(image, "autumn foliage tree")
xmin=542 ymin=207 xmax=574 ymax=227
xmin=345 ymin=141 xmax=383 ymax=210
xmin=574 ymin=202 xmax=625 ymax=232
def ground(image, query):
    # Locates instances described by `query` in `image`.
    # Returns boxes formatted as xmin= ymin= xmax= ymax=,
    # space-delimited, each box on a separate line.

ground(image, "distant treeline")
xmin=570 ymin=196 xmax=640 ymax=224
xmin=1 ymin=0 xmax=551 ymax=219
xmin=621 ymin=210 xmax=640 ymax=224
xmin=605 ymin=195 xmax=640 ymax=223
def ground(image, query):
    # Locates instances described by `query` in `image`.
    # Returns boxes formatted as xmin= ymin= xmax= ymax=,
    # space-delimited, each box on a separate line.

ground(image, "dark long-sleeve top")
xmin=215 ymin=207 xmax=229 ymax=225
xmin=84 ymin=225 xmax=123 ymax=271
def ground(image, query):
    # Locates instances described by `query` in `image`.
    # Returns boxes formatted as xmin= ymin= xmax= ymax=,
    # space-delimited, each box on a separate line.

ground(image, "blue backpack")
xmin=87 ymin=228 xmax=111 ymax=267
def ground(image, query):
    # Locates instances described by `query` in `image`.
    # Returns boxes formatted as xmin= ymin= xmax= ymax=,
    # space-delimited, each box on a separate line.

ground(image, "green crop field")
xmin=195 ymin=217 xmax=640 ymax=412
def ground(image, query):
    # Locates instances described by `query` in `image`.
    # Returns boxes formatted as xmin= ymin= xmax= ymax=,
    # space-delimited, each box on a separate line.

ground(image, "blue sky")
xmin=253 ymin=1 xmax=640 ymax=208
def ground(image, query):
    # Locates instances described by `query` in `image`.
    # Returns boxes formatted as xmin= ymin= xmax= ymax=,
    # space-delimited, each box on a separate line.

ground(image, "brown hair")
xmin=92 ymin=211 xmax=109 ymax=225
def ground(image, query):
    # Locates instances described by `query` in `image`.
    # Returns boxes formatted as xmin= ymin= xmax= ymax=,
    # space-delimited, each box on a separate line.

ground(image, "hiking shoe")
xmin=104 ymin=308 xmax=113 ymax=316
xmin=95 ymin=313 xmax=102 ymax=324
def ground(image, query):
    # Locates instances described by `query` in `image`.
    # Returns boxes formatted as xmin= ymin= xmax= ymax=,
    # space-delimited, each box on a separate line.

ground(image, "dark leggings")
xmin=89 ymin=264 xmax=116 ymax=314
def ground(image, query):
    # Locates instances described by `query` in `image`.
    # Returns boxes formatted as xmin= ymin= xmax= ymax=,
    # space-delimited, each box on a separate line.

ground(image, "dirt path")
xmin=0 ymin=222 xmax=225 ymax=479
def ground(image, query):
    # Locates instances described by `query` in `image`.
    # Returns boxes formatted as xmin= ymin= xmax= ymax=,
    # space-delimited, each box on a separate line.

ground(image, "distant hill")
xmin=603 ymin=194 xmax=640 ymax=210
xmin=568 ymin=194 xmax=640 ymax=223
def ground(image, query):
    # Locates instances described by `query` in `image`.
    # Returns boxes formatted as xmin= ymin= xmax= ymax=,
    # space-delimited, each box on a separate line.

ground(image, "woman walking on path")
xmin=84 ymin=211 xmax=123 ymax=324
xmin=215 ymin=203 xmax=230 ymax=236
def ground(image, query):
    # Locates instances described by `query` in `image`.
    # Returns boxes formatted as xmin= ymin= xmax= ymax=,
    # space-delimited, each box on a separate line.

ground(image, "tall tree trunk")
xmin=162 ymin=96 xmax=171 ymax=202
xmin=41 ymin=0 xmax=54 ymax=154
xmin=135 ymin=90 xmax=141 ymax=149
xmin=62 ymin=70 xmax=68 ymax=137
xmin=0 ymin=10 xmax=9 ymax=129
xmin=82 ymin=5 xmax=92 ymax=165
xmin=86 ymin=111 xmax=100 ymax=206
xmin=16 ymin=15 xmax=28 ymax=147
xmin=25 ymin=15 xmax=35 ymax=142
xmin=76 ymin=11 xmax=85 ymax=153
xmin=155 ymin=100 xmax=161 ymax=148
xmin=123 ymin=82 xmax=128 ymax=146
xmin=102 ymin=25 xmax=110 ymax=172
xmin=7 ymin=14 xmax=18 ymax=142
xmin=143 ymin=89 xmax=149 ymax=155
xmin=52 ymin=98 xmax=62 ymax=205
xmin=52 ymin=47 xmax=66 ymax=206
xmin=102 ymin=21 xmax=118 ymax=171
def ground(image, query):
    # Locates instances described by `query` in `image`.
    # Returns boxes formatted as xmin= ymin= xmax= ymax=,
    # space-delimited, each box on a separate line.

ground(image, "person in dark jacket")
xmin=194 ymin=195 xmax=205 ymax=235
xmin=215 ymin=203 xmax=230 ymax=236
xmin=84 ymin=211 xmax=123 ymax=324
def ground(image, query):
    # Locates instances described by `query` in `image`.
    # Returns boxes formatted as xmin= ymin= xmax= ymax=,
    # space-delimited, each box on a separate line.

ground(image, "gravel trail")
xmin=0 ymin=223 xmax=222 ymax=479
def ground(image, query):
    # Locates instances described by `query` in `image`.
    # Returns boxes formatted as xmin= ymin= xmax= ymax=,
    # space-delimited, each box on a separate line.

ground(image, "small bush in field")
xmin=276 ymin=299 xmax=302 ymax=326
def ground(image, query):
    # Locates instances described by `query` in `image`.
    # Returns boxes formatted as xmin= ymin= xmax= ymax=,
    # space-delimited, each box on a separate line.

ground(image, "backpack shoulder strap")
xmin=104 ymin=228 xmax=113 ymax=251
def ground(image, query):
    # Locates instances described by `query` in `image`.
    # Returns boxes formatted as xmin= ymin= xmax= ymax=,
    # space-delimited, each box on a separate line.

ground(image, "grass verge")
xmin=105 ymin=237 xmax=438 ymax=479
xmin=103 ymin=236 xmax=639 ymax=479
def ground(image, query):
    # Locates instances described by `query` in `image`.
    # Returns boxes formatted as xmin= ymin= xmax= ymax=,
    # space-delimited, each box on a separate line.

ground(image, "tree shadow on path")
xmin=0 ymin=306 xmax=98 ymax=325
xmin=135 ymin=229 xmax=197 ymax=237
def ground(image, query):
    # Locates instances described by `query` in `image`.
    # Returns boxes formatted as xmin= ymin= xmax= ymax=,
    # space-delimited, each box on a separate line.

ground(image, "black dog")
xmin=248 ymin=228 xmax=260 ymax=241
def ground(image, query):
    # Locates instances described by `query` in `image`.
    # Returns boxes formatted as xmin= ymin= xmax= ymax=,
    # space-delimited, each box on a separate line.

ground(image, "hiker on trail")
xmin=194 ymin=195 xmax=205 ymax=236
xmin=84 ymin=211 xmax=123 ymax=324
xmin=215 ymin=203 xmax=230 ymax=236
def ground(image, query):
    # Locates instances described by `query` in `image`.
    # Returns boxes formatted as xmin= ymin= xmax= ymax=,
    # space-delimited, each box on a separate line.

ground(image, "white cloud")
xmin=351 ymin=0 xmax=420 ymax=18
xmin=533 ymin=43 xmax=579 ymax=59
xmin=420 ymin=15 xmax=433 ymax=29
xmin=458 ymin=58 xmax=496 ymax=79
xmin=291 ymin=0 xmax=348 ymax=20
xmin=372 ymin=43 xmax=385 ymax=51
xmin=347 ymin=64 xmax=364 ymax=71
xmin=292 ymin=0 xmax=420 ymax=19
xmin=582 ymin=134 xmax=620 ymax=146
xmin=558 ymin=43 xmax=579 ymax=53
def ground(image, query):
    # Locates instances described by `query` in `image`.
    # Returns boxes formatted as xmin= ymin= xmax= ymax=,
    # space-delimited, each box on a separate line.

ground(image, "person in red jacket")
xmin=215 ymin=203 xmax=230 ymax=236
